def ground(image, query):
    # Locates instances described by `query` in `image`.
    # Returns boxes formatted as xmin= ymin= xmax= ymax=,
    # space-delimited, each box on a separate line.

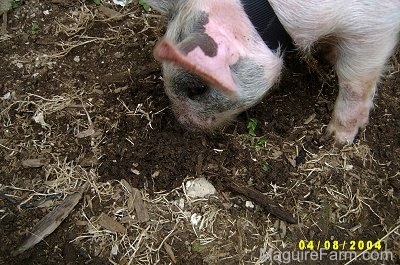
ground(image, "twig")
xmin=225 ymin=180 xmax=298 ymax=224
xmin=2 ymin=13 xmax=7 ymax=34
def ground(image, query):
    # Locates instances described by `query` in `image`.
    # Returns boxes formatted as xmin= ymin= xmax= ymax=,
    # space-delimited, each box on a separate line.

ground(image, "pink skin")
xmin=327 ymin=78 xmax=377 ymax=143
xmin=170 ymin=102 xmax=217 ymax=130
xmin=154 ymin=39 xmax=237 ymax=94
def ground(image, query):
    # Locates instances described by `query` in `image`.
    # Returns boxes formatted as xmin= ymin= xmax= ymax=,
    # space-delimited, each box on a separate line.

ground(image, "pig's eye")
xmin=187 ymin=84 xmax=208 ymax=100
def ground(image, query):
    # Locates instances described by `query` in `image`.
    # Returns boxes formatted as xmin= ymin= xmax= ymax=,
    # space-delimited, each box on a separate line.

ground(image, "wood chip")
xmin=75 ymin=220 xmax=88 ymax=226
xmin=270 ymin=150 xmax=283 ymax=160
xmin=304 ymin=113 xmax=316 ymax=125
xmin=97 ymin=213 xmax=127 ymax=234
xmin=163 ymin=242 xmax=177 ymax=264
xmin=279 ymin=220 xmax=287 ymax=239
xmin=98 ymin=5 xmax=124 ymax=20
xmin=21 ymin=158 xmax=48 ymax=168
xmin=75 ymin=127 xmax=95 ymax=138
xmin=1 ymin=13 xmax=7 ymax=34
xmin=286 ymin=155 xmax=297 ymax=168
xmin=113 ymin=85 xmax=129 ymax=94
xmin=121 ymin=179 xmax=150 ymax=223
xmin=12 ymin=182 xmax=89 ymax=256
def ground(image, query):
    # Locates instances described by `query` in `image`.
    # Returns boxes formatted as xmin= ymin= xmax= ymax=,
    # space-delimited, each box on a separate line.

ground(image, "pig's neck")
xmin=241 ymin=0 xmax=293 ymax=51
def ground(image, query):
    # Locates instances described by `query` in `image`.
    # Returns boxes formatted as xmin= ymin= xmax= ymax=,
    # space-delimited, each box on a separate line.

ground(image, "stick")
xmin=225 ymin=181 xmax=297 ymax=224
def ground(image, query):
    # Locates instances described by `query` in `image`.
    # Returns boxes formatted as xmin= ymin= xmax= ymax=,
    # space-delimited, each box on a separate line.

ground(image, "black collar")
xmin=241 ymin=0 xmax=294 ymax=51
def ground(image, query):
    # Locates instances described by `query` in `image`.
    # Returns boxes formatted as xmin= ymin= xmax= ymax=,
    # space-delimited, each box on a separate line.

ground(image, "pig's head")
xmin=147 ymin=0 xmax=283 ymax=130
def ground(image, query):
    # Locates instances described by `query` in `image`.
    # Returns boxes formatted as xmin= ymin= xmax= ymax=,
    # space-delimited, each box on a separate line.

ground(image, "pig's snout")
xmin=169 ymin=100 xmax=218 ymax=131
xmin=177 ymin=115 xmax=217 ymax=132
xmin=166 ymin=74 xmax=238 ymax=131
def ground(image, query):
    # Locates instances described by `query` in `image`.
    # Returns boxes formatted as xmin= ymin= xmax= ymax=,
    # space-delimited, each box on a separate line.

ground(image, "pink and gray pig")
xmin=146 ymin=0 xmax=400 ymax=144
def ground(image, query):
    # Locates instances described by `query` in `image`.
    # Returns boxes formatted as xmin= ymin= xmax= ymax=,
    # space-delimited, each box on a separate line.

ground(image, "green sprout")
xmin=246 ymin=118 xmax=269 ymax=172
xmin=139 ymin=0 xmax=150 ymax=11
xmin=11 ymin=0 xmax=24 ymax=9
xmin=247 ymin=118 xmax=266 ymax=148
xmin=247 ymin=118 xmax=258 ymax=138
xmin=262 ymin=162 xmax=269 ymax=173
xmin=31 ymin=22 xmax=39 ymax=36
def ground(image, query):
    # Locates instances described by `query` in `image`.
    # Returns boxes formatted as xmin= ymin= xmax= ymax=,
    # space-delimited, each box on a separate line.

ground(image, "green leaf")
xmin=31 ymin=22 xmax=39 ymax=31
xmin=262 ymin=162 xmax=269 ymax=172
xmin=31 ymin=22 xmax=39 ymax=36
xmin=139 ymin=0 xmax=150 ymax=11
xmin=11 ymin=0 xmax=23 ymax=9
xmin=256 ymin=137 xmax=266 ymax=147
xmin=247 ymin=118 xmax=258 ymax=137
xmin=93 ymin=0 xmax=101 ymax=5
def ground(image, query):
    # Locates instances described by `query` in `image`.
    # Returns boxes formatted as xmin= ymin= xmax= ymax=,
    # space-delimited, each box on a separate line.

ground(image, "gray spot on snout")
xmin=230 ymin=57 xmax=271 ymax=106
xmin=180 ymin=34 xmax=218 ymax=57
xmin=179 ymin=11 xmax=218 ymax=57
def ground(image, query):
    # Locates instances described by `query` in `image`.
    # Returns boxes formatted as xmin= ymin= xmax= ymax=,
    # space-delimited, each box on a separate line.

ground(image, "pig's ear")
xmin=145 ymin=0 xmax=175 ymax=14
xmin=154 ymin=39 xmax=237 ymax=94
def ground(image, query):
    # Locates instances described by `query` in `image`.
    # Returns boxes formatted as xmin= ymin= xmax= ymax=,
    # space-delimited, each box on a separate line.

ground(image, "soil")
xmin=0 ymin=1 xmax=399 ymax=265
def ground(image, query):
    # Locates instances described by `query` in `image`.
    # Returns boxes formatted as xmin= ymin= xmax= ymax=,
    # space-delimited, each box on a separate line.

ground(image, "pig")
xmin=146 ymin=0 xmax=400 ymax=144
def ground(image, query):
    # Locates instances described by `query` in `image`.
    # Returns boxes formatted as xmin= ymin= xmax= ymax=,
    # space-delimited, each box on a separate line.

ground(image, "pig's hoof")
xmin=318 ymin=131 xmax=335 ymax=146
xmin=326 ymin=122 xmax=358 ymax=146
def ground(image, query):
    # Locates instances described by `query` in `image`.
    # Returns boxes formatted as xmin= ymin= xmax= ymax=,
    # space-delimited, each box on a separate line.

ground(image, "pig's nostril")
xmin=172 ymin=72 xmax=210 ymax=100
xmin=187 ymin=84 xmax=208 ymax=100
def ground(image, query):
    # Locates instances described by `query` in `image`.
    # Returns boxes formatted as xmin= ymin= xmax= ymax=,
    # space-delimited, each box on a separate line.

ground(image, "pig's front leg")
xmin=327 ymin=77 xmax=377 ymax=144
xmin=325 ymin=29 xmax=398 ymax=145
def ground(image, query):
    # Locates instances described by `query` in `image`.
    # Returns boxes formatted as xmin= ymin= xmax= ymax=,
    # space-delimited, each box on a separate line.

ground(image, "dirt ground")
xmin=0 ymin=1 xmax=399 ymax=264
